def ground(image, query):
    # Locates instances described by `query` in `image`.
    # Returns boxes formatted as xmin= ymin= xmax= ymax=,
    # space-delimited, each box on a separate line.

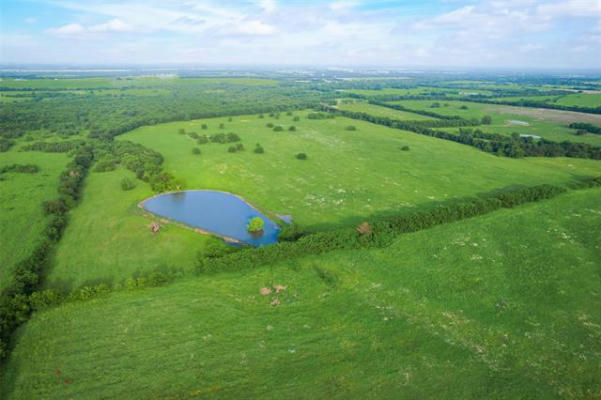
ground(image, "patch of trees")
xmin=20 ymin=140 xmax=85 ymax=153
xmin=209 ymin=132 xmax=241 ymax=143
xmin=307 ymin=112 xmax=334 ymax=120
xmin=367 ymin=100 xmax=473 ymax=122
xmin=121 ymin=177 xmax=136 ymax=190
xmin=0 ymin=164 xmax=40 ymax=174
xmin=195 ymin=180 xmax=600 ymax=274
xmin=228 ymin=143 xmax=245 ymax=153
xmin=0 ymin=146 xmax=94 ymax=361
xmin=254 ymin=143 xmax=264 ymax=153
xmin=569 ymin=122 xmax=601 ymax=135
xmin=0 ymin=138 xmax=15 ymax=152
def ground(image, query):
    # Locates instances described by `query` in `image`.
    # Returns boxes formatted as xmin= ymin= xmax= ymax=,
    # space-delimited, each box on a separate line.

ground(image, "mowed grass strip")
xmin=0 ymin=151 xmax=69 ymax=292
xmin=3 ymin=188 xmax=600 ymax=399
xmin=335 ymin=100 xmax=436 ymax=120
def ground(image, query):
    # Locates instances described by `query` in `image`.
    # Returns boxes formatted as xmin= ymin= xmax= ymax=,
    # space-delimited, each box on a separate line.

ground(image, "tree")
xmin=481 ymin=115 xmax=492 ymax=125
xmin=296 ymin=153 xmax=307 ymax=160
xmin=254 ymin=143 xmax=264 ymax=153
xmin=288 ymin=126 xmax=296 ymax=131
xmin=178 ymin=128 xmax=186 ymax=135
xmin=121 ymin=177 xmax=136 ymax=191
xmin=192 ymin=147 xmax=201 ymax=155
xmin=201 ymin=124 xmax=208 ymax=130
xmin=273 ymin=126 xmax=284 ymax=132
xmin=247 ymin=217 xmax=264 ymax=233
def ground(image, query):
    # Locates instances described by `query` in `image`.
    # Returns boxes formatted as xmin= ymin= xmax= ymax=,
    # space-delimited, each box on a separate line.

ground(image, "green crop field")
xmin=3 ymin=187 xmax=600 ymax=399
xmin=2 ymin=70 xmax=601 ymax=400
xmin=0 ymin=151 xmax=69 ymax=292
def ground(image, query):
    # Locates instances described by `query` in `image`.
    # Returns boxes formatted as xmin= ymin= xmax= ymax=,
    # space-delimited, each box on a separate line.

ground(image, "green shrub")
xmin=192 ymin=147 xmax=201 ymax=155
xmin=401 ymin=146 xmax=410 ymax=151
xmin=226 ymin=132 xmax=241 ymax=142
xmin=266 ymin=122 xmax=274 ymax=128
xmin=288 ymin=126 xmax=296 ymax=132
xmin=293 ymin=116 xmax=300 ymax=121
xmin=236 ymin=143 xmax=244 ymax=151
xmin=254 ymin=143 xmax=264 ymax=154
xmin=197 ymin=135 xmax=209 ymax=144
xmin=296 ymin=153 xmax=307 ymax=160
xmin=178 ymin=128 xmax=186 ymax=135
xmin=345 ymin=125 xmax=356 ymax=131
xmin=481 ymin=115 xmax=492 ymax=125
xmin=188 ymin=132 xmax=199 ymax=139
xmin=201 ymin=124 xmax=208 ymax=130
xmin=120 ymin=177 xmax=136 ymax=191
xmin=228 ymin=145 xmax=237 ymax=153
xmin=273 ymin=126 xmax=284 ymax=132
xmin=247 ymin=217 xmax=264 ymax=232
xmin=219 ymin=123 xmax=225 ymax=129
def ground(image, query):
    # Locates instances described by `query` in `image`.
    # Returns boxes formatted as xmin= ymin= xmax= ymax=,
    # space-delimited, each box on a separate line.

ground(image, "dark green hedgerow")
xmin=0 ymin=146 xmax=94 ymax=361
xmin=196 ymin=180 xmax=600 ymax=274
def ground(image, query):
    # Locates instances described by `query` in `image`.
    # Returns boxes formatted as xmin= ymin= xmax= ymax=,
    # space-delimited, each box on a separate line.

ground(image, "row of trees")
xmin=196 ymin=180 xmax=600 ymax=274
xmin=0 ymin=145 xmax=94 ymax=360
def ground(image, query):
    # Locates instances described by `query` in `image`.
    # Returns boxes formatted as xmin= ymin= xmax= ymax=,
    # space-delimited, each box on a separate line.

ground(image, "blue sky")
xmin=1 ymin=0 xmax=600 ymax=68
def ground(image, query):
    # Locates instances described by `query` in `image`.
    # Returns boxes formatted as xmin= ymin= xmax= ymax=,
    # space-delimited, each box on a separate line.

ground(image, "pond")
xmin=141 ymin=190 xmax=280 ymax=247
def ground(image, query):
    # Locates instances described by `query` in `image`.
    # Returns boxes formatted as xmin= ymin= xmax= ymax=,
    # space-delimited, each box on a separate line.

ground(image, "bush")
xmin=460 ymin=105 xmax=469 ymax=110
xmin=236 ymin=143 xmax=244 ymax=151
xmin=226 ymin=132 xmax=241 ymax=142
xmin=430 ymin=102 xmax=440 ymax=108
xmin=293 ymin=116 xmax=300 ymax=121
xmin=178 ymin=128 xmax=186 ymax=135
xmin=296 ymin=153 xmax=307 ymax=160
xmin=254 ymin=143 xmax=264 ymax=154
xmin=258 ymin=114 xmax=264 ymax=119
xmin=288 ymin=126 xmax=296 ymax=132
xmin=0 ymin=164 xmax=40 ymax=174
xmin=401 ymin=146 xmax=410 ymax=151
xmin=247 ymin=217 xmax=264 ymax=232
xmin=273 ymin=126 xmax=284 ymax=132
xmin=121 ymin=177 xmax=136 ymax=191
xmin=192 ymin=147 xmax=201 ymax=155
xmin=197 ymin=135 xmax=209 ymax=144
xmin=188 ymin=132 xmax=199 ymax=139
xmin=345 ymin=125 xmax=357 ymax=131
xmin=266 ymin=122 xmax=274 ymax=128
xmin=201 ymin=124 xmax=208 ymax=130
xmin=219 ymin=123 xmax=225 ymax=129
xmin=228 ymin=145 xmax=237 ymax=153
xmin=481 ymin=115 xmax=492 ymax=125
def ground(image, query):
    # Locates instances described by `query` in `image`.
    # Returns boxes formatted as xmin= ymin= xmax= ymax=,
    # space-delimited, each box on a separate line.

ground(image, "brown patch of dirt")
xmin=487 ymin=105 xmax=601 ymax=124
xmin=260 ymin=287 xmax=272 ymax=295
xmin=274 ymin=284 xmax=288 ymax=293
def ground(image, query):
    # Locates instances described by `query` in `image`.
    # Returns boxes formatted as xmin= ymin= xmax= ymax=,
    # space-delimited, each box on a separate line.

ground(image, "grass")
xmin=387 ymin=100 xmax=601 ymax=146
xmin=44 ymin=167 xmax=214 ymax=290
xmin=38 ymin=109 xmax=601 ymax=287
xmin=3 ymin=187 xmax=600 ymax=399
xmin=121 ymin=110 xmax=601 ymax=229
xmin=335 ymin=99 xmax=435 ymax=120
xmin=555 ymin=93 xmax=601 ymax=108
xmin=0 ymin=150 xmax=69 ymax=292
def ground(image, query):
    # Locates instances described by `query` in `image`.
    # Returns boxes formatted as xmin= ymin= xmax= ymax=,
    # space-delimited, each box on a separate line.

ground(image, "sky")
xmin=1 ymin=0 xmax=600 ymax=68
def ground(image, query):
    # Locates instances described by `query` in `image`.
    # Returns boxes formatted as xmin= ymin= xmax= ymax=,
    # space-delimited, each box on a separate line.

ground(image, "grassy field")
xmin=3 ymin=187 xmax=600 ymax=399
xmin=387 ymin=100 xmax=601 ymax=146
xmin=44 ymin=167 xmax=214 ymax=290
xmin=0 ymin=151 xmax=69 ymax=292
xmin=122 ymin=110 xmax=601 ymax=229
xmin=36 ymin=110 xmax=600 ymax=287
xmin=555 ymin=92 xmax=601 ymax=108
xmin=335 ymin=100 xmax=434 ymax=120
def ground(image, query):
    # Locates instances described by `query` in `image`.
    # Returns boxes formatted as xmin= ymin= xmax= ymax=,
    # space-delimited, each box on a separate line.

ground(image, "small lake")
xmin=141 ymin=190 xmax=280 ymax=247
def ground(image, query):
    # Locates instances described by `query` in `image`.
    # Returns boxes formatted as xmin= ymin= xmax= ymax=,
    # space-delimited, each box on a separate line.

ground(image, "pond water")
xmin=142 ymin=190 xmax=280 ymax=247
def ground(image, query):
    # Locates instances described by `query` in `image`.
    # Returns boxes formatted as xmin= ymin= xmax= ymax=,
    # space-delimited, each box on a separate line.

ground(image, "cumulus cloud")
xmin=46 ymin=23 xmax=85 ymax=36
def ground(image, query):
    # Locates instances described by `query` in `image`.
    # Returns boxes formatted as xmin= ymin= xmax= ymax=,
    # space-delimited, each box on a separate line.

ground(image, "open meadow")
xmin=1 ymin=72 xmax=601 ymax=399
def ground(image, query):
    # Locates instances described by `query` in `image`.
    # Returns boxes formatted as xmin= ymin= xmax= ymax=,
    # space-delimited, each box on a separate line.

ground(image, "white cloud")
xmin=258 ymin=0 xmax=276 ymax=13
xmin=46 ymin=23 xmax=85 ymax=36
xmin=89 ymin=19 xmax=134 ymax=33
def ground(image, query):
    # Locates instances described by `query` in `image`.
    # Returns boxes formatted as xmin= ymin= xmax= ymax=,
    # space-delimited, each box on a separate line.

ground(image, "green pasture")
xmin=3 ymin=187 xmax=600 ymax=399
xmin=0 ymin=151 xmax=69 ymax=292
